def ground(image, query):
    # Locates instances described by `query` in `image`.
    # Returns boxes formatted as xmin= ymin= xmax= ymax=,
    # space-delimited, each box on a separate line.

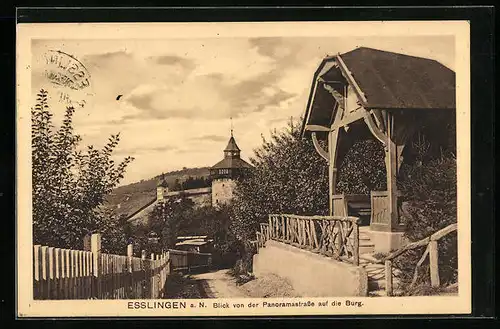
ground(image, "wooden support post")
xmin=352 ymin=222 xmax=359 ymax=266
xmin=91 ymin=233 xmax=101 ymax=299
xmin=385 ymin=112 xmax=399 ymax=230
xmin=385 ymin=260 xmax=393 ymax=296
xmin=429 ymin=240 xmax=440 ymax=287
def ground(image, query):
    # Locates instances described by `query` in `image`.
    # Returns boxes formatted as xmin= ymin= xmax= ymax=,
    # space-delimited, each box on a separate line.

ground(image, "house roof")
xmin=302 ymin=47 xmax=456 ymax=135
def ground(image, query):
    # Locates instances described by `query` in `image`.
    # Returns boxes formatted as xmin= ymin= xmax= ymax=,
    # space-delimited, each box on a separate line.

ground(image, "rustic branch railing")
xmin=365 ymin=223 xmax=458 ymax=296
xmin=265 ymin=214 xmax=361 ymax=266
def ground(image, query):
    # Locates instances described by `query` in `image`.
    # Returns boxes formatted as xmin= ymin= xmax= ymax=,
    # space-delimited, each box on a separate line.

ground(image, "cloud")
xmin=149 ymin=55 xmax=197 ymax=72
xmin=191 ymin=135 xmax=228 ymax=142
xmin=82 ymin=51 xmax=133 ymax=66
xmin=113 ymin=144 xmax=177 ymax=156
xmin=248 ymin=37 xmax=289 ymax=60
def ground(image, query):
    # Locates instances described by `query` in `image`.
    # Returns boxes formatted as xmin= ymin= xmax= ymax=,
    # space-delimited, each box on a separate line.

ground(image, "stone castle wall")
xmin=212 ymin=178 xmax=236 ymax=207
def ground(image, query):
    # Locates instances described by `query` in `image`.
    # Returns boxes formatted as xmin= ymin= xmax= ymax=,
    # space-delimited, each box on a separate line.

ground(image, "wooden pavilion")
xmin=301 ymin=47 xmax=456 ymax=252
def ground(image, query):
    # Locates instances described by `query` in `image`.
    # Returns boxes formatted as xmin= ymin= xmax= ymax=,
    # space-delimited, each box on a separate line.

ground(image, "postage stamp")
xmin=16 ymin=21 xmax=471 ymax=317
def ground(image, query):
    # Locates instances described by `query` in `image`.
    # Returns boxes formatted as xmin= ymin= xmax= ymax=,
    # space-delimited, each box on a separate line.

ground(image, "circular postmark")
xmin=43 ymin=50 xmax=91 ymax=91
xmin=39 ymin=49 xmax=94 ymax=109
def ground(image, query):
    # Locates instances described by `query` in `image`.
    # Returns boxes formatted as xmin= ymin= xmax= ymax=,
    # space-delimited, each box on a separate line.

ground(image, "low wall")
xmin=253 ymin=240 xmax=368 ymax=297
xmin=369 ymin=231 xmax=407 ymax=253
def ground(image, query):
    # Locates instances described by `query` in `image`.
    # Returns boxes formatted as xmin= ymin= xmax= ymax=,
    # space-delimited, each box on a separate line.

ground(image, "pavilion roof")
xmin=302 ymin=47 xmax=455 ymax=135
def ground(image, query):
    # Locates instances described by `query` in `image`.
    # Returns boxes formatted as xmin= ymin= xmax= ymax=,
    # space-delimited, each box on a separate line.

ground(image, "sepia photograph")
xmin=16 ymin=21 xmax=471 ymax=317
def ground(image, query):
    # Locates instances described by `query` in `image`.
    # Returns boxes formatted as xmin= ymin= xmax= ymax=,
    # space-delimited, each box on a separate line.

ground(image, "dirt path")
xmin=191 ymin=269 xmax=249 ymax=298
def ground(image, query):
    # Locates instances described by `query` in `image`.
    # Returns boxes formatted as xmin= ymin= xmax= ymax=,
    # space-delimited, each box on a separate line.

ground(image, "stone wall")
xmin=253 ymin=240 xmax=368 ymax=297
xmin=211 ymin=178 xmax=236 ymax=206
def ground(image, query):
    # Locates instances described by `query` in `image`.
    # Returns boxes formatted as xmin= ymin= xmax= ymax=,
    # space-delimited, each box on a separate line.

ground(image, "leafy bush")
xmin=394 ymin=135 xmax=457 ymax=295
xmin=146 ymin=199 xmax=240 ymax=268
xmin=230 ymin=120 xmax=329 ymax=269
xmin=337 ymin=138 xmax=386 ymax=194
xmin=31 ymin=89 xmax=134 ymax=251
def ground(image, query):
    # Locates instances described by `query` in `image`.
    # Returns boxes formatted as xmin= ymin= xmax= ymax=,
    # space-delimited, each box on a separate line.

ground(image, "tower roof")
xmin=157 ymin=174 xmax=168 ymax=187
xmin=211 ymin=135 xmax=252 ymax=170
xmin=224 ymin=136 xmax=240 ymax=152
xmin=211 ymin=157 xmax=253 ymax=170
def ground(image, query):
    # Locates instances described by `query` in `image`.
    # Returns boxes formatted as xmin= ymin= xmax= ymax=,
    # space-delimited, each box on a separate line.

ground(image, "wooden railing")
xmin=366 ymin=223 xmax=457 ymax=296
xmin=33 ymin=242 xmax=170 ymax=300
xmin=256 ymin=223 xmax=270 ymax=248
xmin=169 ymin=249 xmax=212 ymax=272
xmin=266 ymin=214 xmax=361 ymax=266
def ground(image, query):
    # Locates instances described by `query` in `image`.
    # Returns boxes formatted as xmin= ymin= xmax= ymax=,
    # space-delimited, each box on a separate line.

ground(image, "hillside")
xmin=106 ymin=167 xmax=211 ymax=219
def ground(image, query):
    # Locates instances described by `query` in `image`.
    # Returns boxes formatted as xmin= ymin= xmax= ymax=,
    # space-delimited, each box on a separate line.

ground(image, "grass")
xmin=372 ymin=252 xmax=388 ymax=259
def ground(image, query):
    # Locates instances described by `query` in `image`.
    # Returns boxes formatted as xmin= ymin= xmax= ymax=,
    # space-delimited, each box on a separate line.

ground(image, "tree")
xmin=147 ymin=197 xmax=195 ymax=250
xmin=229 ymin=120 xmax=329 ymax=270
xmin=31 ymin=89 xmax=134 ymax=251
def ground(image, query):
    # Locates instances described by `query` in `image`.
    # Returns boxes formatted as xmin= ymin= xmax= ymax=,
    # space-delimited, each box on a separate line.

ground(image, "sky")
xmin=31 ymin=35 xmax=455 ymax=185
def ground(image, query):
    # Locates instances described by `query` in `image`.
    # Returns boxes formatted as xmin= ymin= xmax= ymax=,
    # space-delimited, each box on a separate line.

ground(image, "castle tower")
xmin=210 ymin=132 xmax=252 ymax=206
xmin=156 ymin=174 xmax=169 ymax=202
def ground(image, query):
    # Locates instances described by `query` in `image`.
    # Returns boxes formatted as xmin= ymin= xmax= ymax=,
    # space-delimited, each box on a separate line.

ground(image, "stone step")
xmin=368 ymin=289 xmax=386 ymax=297
xmin=359 ymin=245 xmax=375 ymax=254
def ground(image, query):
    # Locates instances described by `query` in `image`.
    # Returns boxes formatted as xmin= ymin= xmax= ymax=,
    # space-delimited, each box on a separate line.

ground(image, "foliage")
xmin=336 ymin=138 xmax=386 ymax=194
xmin=32 ymin=89 xmax=134 ymax=251
xmin=107 ymin=167 xmax=211 ymax=218
xmin=230 ymin=119 xmax=329 ymax=268
xmin=146 ymin=199 xmax=239 ymax=267
xmin=147 ymin=197 xmax=195 ymax=252
xmin=171 ymin=176 xmax=211 ymax=191
xmin=394 ymin=134 xmax=457 ymax=294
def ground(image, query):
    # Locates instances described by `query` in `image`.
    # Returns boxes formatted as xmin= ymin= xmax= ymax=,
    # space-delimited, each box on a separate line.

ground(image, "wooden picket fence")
xmin=33 ymin=233 xmax=170 ymax=300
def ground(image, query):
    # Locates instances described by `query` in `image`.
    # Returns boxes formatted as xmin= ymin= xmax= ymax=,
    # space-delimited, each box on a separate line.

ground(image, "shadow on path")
xmin=164 ymin=272 xmax=210 ymax=299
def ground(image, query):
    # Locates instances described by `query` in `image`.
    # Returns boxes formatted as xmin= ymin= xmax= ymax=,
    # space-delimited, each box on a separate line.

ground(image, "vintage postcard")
xmin=16 ymin=21 xmax=471 ymax=317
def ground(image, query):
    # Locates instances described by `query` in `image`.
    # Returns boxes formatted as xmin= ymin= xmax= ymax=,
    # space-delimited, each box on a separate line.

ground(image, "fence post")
xmin=139 ymin=250 xmax=146 ymax=299
xmin=156 ymin=254 xmax=160 ymax=298
xmin=83 ymin=234 xmax=92 ymax=251
xmin=268 ymin=215 xmax=272 ymax=239
xmin=352 ymin=221 xmax=359 ymax=266
xmin=91 ymin=233 xmax=101 ymax=299
xmin=150 ymin=253 xmax=155 ymax=298
xmin=385 ymin=260 xmax=393 ymax=296
xmin=429 ymin=240 xmax=440 ymax=287
xmin=127 ymin=244 xmax=133 ymax=298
